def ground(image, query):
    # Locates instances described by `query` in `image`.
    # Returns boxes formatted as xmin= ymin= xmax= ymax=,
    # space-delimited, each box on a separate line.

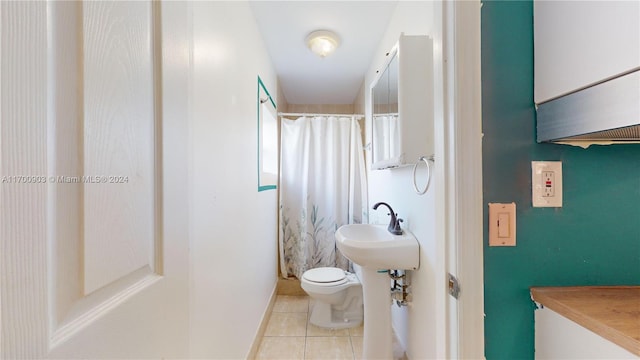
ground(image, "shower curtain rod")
xmin=278 ymin=112 xmax=365 ymax=119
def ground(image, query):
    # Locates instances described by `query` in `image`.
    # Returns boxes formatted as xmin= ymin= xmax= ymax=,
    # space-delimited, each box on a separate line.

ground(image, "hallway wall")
xmin=190 ymin=2 xmax=279 ymax=357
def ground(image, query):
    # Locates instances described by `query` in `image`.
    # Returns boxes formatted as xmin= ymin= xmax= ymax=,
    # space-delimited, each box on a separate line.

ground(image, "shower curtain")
xmin=279 ymin=116 xmax=367 ymax=279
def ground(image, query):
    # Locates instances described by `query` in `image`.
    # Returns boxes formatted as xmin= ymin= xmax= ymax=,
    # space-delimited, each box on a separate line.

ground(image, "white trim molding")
xmin=444 ymin=0 xmax=485 ymax=358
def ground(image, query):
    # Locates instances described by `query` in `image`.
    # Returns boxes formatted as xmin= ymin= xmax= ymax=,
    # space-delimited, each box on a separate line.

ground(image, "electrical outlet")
xmin=542 ymin=171 xmax=555 ymax=197
xmin=532 ymin=161 xmax=562 ymax=207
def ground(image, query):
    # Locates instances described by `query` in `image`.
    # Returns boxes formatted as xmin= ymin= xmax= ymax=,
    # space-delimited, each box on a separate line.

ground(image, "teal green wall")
xmin=481 ymin=1 xmax=640 ymax=359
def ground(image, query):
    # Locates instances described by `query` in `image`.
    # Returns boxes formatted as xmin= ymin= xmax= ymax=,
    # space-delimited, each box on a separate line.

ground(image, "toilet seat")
xmin=302 ymin=267 xmax=348 ymax=286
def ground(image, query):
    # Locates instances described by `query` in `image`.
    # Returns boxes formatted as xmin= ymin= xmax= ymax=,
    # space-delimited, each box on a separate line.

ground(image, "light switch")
xmin=498 ymin=213 xmax=510 ymax=238
xmin=489 ymin=203 xmax=516 ymax=246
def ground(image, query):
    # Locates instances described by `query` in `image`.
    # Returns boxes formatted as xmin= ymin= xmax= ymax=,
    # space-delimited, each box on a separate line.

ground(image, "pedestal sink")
xmin=335 ymin=224 xmax=420 ymax=360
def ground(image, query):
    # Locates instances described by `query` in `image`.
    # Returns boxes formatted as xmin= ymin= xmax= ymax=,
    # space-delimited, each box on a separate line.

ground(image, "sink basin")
xmin=335 ymin=224 xmax=419 ymax=270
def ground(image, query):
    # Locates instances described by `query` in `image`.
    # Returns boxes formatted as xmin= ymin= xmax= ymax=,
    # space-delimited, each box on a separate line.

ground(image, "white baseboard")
xmin=245 ymin=283 xmax=278 ymax=359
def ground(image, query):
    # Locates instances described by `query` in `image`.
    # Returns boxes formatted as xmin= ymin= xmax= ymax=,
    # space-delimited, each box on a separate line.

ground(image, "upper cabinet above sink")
xmin=370 ymin=34 xmax=434 ymax=169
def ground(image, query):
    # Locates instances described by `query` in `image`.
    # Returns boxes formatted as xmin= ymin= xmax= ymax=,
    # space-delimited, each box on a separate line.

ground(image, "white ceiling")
xmin=249 ymin=1 xmax=398 ymax=105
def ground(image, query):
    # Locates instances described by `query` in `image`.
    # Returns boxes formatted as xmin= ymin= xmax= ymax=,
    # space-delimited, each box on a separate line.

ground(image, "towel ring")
xmin=412 ymin=155 xmax=434 ymax=195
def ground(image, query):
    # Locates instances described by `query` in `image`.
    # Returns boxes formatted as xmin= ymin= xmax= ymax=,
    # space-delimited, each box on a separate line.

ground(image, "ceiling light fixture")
xmin=306 ymin=30 xmax=340 ymax=58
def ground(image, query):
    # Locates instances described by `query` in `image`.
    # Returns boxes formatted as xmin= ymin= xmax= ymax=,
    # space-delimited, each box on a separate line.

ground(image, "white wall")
xmin=363 ymin=2 xmax=444 ymax=359
xmin=190 ymin=2 xmax=278 ymax=357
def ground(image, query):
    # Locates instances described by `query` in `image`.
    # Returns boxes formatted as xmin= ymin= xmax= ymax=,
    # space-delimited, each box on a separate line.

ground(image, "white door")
xmin=1 ymin=1 xmax=190 ymax=358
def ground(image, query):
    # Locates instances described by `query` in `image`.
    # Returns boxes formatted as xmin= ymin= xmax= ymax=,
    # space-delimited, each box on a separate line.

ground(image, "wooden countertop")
xmin=530 ymin=286 xmax=640 ymax=356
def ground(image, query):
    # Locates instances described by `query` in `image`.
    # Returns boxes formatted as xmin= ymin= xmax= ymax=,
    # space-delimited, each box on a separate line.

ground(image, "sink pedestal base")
xmin=361 ymin=267 xmax=393 ymax=360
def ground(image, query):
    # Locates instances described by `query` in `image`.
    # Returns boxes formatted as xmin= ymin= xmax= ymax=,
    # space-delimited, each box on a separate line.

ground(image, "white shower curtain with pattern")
xmin=279 ymin=116 xmax=367 ymax=279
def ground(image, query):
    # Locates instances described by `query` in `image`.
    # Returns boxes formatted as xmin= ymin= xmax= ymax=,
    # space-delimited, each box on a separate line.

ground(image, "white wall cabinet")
xmin=370 ymin=34 xmax=434 ymax=170
xmin=534 ymin=1 xmax=640 ymax=103
xmin=535 ymin=307 xmax=638 ymax=359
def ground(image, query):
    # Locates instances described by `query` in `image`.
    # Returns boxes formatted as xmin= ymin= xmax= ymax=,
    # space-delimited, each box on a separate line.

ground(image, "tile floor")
xmin=255 ymin=295 xmax=407 ymax=360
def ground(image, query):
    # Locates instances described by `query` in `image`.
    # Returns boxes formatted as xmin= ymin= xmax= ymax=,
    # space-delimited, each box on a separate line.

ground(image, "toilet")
xmin=301 ymin=266 xmax=363 ymax=329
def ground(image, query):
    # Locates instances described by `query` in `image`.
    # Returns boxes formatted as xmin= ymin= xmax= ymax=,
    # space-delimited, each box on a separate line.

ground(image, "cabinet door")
xmin=535 ymin=307 xmax=637 ymax=359
xmin=534 ymin=1 xmax=640 ymax=103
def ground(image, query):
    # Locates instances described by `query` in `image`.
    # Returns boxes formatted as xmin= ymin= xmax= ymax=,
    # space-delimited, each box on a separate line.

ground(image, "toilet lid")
xmin=303 ymin=267 xmax=347 ymax=283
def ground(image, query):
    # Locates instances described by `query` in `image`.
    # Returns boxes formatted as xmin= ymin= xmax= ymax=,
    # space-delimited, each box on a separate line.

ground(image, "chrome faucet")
xmin=373 ymin=202 xmax=403 ymax=235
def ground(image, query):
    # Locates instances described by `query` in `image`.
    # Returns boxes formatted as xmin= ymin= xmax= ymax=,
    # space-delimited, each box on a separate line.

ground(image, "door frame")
xmin=443 ymin=0 xmax=484 ymax=358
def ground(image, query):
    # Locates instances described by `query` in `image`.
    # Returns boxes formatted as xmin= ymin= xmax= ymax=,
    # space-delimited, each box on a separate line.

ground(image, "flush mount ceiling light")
xmin=306 ymin=30 xmax=340 ymax=58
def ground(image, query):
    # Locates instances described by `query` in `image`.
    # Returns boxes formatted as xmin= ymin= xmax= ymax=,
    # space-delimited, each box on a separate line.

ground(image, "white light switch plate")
xmin=489 ymin=203 xmax=516 ymax=246
xmin=532 ymin=161 xmax=562 ymax=207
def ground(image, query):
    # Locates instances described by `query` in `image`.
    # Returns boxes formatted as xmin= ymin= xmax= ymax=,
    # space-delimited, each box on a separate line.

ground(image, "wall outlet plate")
xmin=532 ymin=161 xmax=563 ymax=207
